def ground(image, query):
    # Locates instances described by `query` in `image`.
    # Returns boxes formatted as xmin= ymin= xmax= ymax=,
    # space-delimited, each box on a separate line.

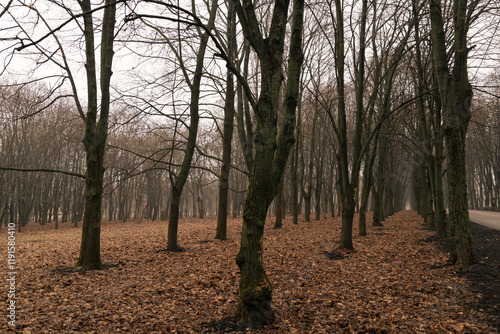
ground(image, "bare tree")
xmin=232 ymin=0 xmax=304 ymax=326
xmin=429 ymin=0 xmax=475 ymax=265
xmin=215 ymin=0 xmax=237 ymax=240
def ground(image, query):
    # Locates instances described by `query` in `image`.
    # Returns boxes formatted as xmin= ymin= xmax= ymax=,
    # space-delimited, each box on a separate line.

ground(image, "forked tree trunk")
xmin=333 ymin=0 xmax=368 ymax=249
xmin=234 ymin=0 xmax=304 ymax=326
xmin=166 ymin=0 xmax=218 ymax=251
xmin=75 ymin=0 xmax=116 ymax=269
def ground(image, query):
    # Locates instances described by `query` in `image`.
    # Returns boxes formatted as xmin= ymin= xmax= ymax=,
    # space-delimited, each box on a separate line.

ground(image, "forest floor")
xmin=0 ymin=210 xmax=499 ymax=333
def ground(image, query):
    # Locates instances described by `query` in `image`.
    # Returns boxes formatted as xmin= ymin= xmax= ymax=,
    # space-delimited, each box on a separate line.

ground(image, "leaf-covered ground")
xmin=1 ymin=211 xmax=498 ymax=333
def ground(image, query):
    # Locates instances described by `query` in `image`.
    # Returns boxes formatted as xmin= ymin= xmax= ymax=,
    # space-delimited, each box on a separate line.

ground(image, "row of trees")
xmin=0 ymin=92 xmax=231 ymax=227
xmin=0 ymin=81 xmax=413 ymax=226
xmin=467 ymin=74 xmax=500 ymax=210
xmin=3 ymin=74 xmax=498 ymax=223
xmin=1 ymin=0 xmax=499 ymax=327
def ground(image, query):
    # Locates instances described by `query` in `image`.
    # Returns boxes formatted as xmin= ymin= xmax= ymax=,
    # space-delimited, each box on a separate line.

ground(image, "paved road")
xmin=469 ymin=210 xmax=500 ymax=231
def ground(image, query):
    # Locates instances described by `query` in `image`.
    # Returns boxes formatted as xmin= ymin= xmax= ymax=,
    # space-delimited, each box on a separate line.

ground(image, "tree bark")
xmin=76 ymin=0 xmax=116 ymax=269
xmin=291 ymin=103 xmax=301 ymax=224
xmin=314 ymin=143 xmax=323 ymax=221
xmin=433 ymin=90 xmax=447 ymax=237
xmin=273 ymin=183 xmax=284 ymax=229
xmin=234 ymin=0 xmax=304 ymax=326
xmin=429 ymin=0 xmax=474 ymax=265
xmin=359 ymin=143 xmax=376 ymax=235
xmin=166 ymin=1 xmax=218 ymax=251
xmin=216 ymin=1 xmax=236 ymax=240
xmin=373 ymin=131 xmax=388 ymax=227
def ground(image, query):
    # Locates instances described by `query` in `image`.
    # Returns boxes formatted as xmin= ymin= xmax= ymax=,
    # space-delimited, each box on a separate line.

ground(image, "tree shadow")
xmin=156 ymin=247 xmax=187 ymax=253
xmin=322 ymin=248 xmax=355 ymax=260
xmin=199 ymin=315 xmax=242 ymax=333
xmin=51 ymin=263 xmax=119 ymax=276
xmin=457 ymin=223 xmax=500 ymax=330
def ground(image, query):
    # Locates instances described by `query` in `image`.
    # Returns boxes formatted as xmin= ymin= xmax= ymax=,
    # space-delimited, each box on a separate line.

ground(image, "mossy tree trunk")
xmin=429 ymin=0 xmax=475 ymax=265
xmin=233 ymin=0 xmax=304 ymax=326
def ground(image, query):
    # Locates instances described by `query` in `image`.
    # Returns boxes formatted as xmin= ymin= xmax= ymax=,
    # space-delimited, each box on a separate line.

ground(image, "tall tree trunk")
xmin=166 ymin=1 xmax=218 ymax=251
xmin=234 ymin=45 xmax=254 ymax=174
xmin=334 ymin=0 xmax=369 ymax=249
xmin=197 ymin=189 xmax=204 ymax=219
xmin=234 ymin=0 xmax=304 ymax=326
xmin=334 ymin=0 xmax=355 ymax=250
xmin=273 ymin=183 xmax=284 ymax=229
xmin=291 ymin=104 xmax=301 ymax=224
xmin=301 ymin=112 xmax=317 ymax=223
xmin=216 ymin=2 xmax=236 ymax=240
xmin=433 ymin=83 xmax=447 ymax=236
xmin=314 ymin=153 xmax=323 ymax=221
xmin=426 ymin=167 xmax=436 ymax=229
xmin=429 ymin=0 xmax=474 ymax=265
xmin=77 ymin=145 xmax=105 ymax=268
xmin=328 ymin=152 xmax=335 ymax=218
xmin=373 ymin=132 xmax=388 ymax=227
xmin=413 ymin=0 xmax=435 ymax=229
xmin=304 ymin=192 xmax=311 ymax=222
xmin=107 ymin=185 xmax=114 ymax=222
xmin=359 ymin=144 xmax=376 ymax=235
xmin=76 ymin=0 xmax=116 ymax=268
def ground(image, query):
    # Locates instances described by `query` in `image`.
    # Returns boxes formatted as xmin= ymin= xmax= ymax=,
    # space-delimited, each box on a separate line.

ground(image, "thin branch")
xmin=15 ymin=0 xmax=126 ymax=51
xmin=0 ymin=167 xmax=85 ymax=179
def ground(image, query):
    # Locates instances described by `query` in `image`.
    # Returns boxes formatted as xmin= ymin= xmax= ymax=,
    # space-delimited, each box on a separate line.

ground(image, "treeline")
xmin=467 ymin=74 xmax=500 ymax=210
xmin=0 ymin=90 xmax=231 ymax=227
xmin=3 ymin=71 xmax=499 ymax=229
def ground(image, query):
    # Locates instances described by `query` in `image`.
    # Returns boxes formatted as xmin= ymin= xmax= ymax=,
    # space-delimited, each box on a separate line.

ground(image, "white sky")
xmin=0 ymin=0 xmax=498 ymax=118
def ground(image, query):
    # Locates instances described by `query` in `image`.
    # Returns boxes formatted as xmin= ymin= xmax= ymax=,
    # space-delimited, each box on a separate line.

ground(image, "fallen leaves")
xmin=0 ymin=211 xmax=495 ymax=332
